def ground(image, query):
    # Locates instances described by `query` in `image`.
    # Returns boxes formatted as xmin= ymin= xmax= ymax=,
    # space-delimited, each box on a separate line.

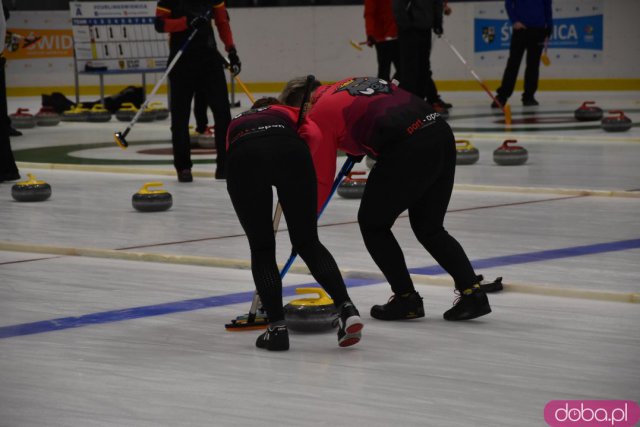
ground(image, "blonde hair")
xmin=278 ymin=76 xmax=321 ymax=107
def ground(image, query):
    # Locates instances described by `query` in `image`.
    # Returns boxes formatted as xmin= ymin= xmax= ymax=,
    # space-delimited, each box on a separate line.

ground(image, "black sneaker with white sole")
xmin=335 ymin=301 xmax=363 ymax=347
xmin=255 ymin=323 xmax=289 ymax=351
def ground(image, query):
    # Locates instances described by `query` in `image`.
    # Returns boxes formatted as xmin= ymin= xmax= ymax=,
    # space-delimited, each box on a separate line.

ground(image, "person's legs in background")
xmin=202 ymin=56 xmax=231 ymax=179
xmin=168 ymin=63 xmax=196 ymax=182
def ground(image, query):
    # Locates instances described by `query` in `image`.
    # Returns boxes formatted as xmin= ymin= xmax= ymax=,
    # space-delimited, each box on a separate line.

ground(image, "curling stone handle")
xmin=295 ymin=287 xmax=328 ymax=298
xmin=580 ymin=101 xmax=596 ymax=108
xmin=608 ymin=110 xmax=626 ymax=119
xmin=140 ymin=182 xmax=166 ymax=193
xmin=456 ymin=140 xmax=473 ymax=149
xmin=17 ymin=108 xmax=30 ymax=114
xmin=347 ymin=171 xmax=366 ymax=178
xmin=500 ymin=139 xmax=524 ymax=150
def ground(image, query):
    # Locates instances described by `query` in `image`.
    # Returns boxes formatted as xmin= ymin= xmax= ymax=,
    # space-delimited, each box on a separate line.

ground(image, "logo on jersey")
xmin=335 ymin=77 xmax=392 ymax=97
xmin=233 ymin=106 xmax=270 ymax=119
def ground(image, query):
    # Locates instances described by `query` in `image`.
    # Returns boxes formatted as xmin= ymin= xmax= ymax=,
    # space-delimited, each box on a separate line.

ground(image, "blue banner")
xmin=474 ymin=15 xmax=603 ymax=53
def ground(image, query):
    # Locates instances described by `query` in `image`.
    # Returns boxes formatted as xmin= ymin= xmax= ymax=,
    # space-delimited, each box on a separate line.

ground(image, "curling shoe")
xmin=256 ymin=322 xmax=289 ymax=351
xmin=370 ymin=291 xmax=425 ymax=321
xmin=443 ymin=284 xmax=491 ymax=321
xmin=335 ymin=301 xmax=363 ymax=347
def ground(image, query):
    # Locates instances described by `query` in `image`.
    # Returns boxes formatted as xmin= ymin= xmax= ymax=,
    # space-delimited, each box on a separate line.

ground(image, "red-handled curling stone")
xmin=493 ymin=140 xmax=528 ymax=166
xmin=574 ymin=101 xmax=603 ymax=122
xmin=337 ymin=171 xmax=367 ymax=199
xmin=601 ymin=110 xmax=632 ymax=132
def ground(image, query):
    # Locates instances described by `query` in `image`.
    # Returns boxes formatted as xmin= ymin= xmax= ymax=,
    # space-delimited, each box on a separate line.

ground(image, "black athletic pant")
xmin=0 ymin=56 xmax=19 ymax=178
xmin=358 ymin=122 xmax=477 ymax=293
xmin=226 ymin=134 xmax=350 ymax=322
xmin=496 ymin=28 xmax=547 ymax=101
xmin=375 ymin=39 xmax=400 ymax=82
xmin=193 ymin=89 xmax=208 ymax=134
xmin=168 ymin=53 xmax=231 ymax=174
xmin=397 ymin=28 xmax=439 ymax=103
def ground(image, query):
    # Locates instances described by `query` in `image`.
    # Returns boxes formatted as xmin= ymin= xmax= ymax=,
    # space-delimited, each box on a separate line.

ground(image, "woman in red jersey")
xmin=299 ymin=77 xmax=492 ymax=322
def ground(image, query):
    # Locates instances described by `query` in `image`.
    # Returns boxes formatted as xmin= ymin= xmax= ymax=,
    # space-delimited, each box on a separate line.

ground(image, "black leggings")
xmin=358 ymin=123 xmax=477 ymax=293
xmin=226 ymin=134 xmax=350 ymax=322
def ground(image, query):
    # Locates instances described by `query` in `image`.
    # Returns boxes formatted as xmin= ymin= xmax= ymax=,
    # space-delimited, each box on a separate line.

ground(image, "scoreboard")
xmin=70 ymin=1 xmax=169 ymax=72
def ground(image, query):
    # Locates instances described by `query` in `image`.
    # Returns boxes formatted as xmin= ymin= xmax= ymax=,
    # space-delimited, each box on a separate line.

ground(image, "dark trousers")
xmin=226 ymin=135 xmax=350 ymax=322
xmin=193 ymin=89 xmax=208 ymax=133
xmin=397 ymin=28 xmax=439 ymax=103
xmin=358 ymin=122 xmax=477 ymax=293
xmin=168 ymin=54 xmax=231 ymax=173
xmin=375 ymin=39 xmax=400 ymax=82
xmin=0 ymin=57 xmax=19 ymax=177
xmin=497 ymin=28 xmax=547 ymax=101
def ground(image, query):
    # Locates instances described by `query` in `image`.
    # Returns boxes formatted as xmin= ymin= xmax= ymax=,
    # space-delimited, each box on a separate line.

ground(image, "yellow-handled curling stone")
xmin=11 ymin=174 xmax=52 ymax=202
xmin=455 ymin=140 xmax=479 ymax=165
xmin=284 ymin=287 xmax=338 ymax=332
xmin=132 ymin=182 xmax=173 ymax=212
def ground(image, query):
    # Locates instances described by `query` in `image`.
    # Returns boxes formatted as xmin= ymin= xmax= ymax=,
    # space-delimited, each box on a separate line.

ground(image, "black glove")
xmin=228 ymin=48 xmax=241 ymax=75
xmin=366 ymin=35 xmax=376 ymax=47
xmin=433 ymin=26 xmax=443 ymax=37
xmin=347 ymin=154 xmax=365 ymax=163
xmin=188 ymin=14 xmax=209 ymax=30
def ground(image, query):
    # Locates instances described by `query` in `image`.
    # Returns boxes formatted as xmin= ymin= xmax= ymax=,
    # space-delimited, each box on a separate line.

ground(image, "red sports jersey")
xmin=364 ymin=0 xmax=398 ymax=42
xmin=300 ymin=77 xmax=442 ymax=209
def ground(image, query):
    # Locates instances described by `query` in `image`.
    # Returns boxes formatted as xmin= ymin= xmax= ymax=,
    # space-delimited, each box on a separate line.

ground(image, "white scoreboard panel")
xmin=70 ymin=1 xmax=169 ymax=72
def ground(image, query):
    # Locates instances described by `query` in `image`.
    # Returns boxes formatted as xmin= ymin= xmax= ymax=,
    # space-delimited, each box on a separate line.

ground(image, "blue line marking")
xmin=0 ymin=278 xmax=377 ymax=339
xmin=408 ymin=238 xmax=640 ymax=275
xmin=1 ymin=239 xmax=639 ymax=339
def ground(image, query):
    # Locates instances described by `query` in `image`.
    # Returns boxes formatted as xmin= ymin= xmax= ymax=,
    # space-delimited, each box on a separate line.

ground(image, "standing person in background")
xmin=155 ymin=0 xmax=241 ymax=182
xmin=492 ymin=0 xmax=552 ymax=108
xmin=0 ymin=0 xmax=20 ymax=183
xmin=364 ymin=0 xmax=400 ymax=82
xmin=392 ymin=0 xmax=451 ymax=112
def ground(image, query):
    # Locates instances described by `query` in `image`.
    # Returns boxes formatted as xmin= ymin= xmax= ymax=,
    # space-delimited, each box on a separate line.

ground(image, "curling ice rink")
xmin=1 ymin=91 xmax=639 ymax=426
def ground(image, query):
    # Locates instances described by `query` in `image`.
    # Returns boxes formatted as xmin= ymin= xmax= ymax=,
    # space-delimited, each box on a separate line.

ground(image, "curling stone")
xmin=149 ymin=101 xmax=169 ymax=120
xmin=87 ymin=104 xmax=112 ymax=122
xmin=337 ymin=171 xmax=367 ymax=199
xmin=132 ymin=182 xmax=173 ymax=212
xmin=11 ymin=174 xmax=52 ymax=202
xmin=365 ymin=155 xmax=376 ymax=170
xmin=197 ymin=126 xmax=215 ymax=148
xmin=455 ymin=140 xmax=479 ymax=165
xmin=493 ymin=139 xmax=528 ymax=166
xmin=284 ymin=288 xmax=338 ymax=332
xmin=574 ymin=101 xmax=603 ymax=122
xmin=61 ymin=105 xmax=90 ymax=122
xmin=9 ymin=108 xmax=35 ymax=128
xmin=601 ymin=110 xmax=633 ymax=132
xmin=35 ymin=106 xmax=61 ymax=126
xmin=115 ymin=102 xmax=136 ymax=122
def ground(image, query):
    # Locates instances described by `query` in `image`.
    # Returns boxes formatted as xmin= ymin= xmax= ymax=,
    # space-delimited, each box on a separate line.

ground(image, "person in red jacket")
xmin=155 ymin=0 xmax=240 ymax=182
xmin=364 ymin=0 xmax=400 ymax=82
xmin=225 ymin=95 xmax=364 ymax=351
xmin=299 ymin=76 xmax=493 ymax=322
